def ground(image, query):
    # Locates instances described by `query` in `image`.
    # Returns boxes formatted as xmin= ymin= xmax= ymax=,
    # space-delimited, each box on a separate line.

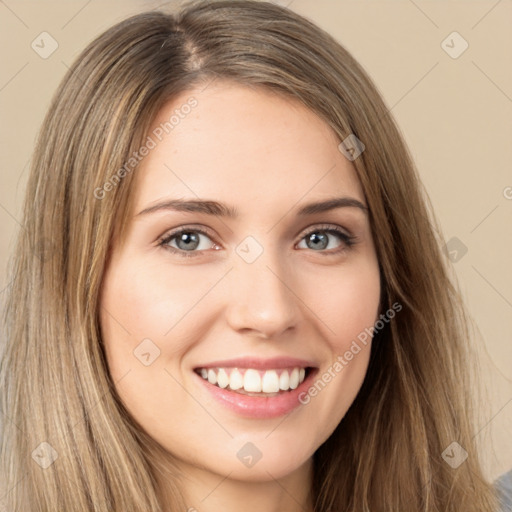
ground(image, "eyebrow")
xmin=136 ymin=196 xmax=368 ymax=218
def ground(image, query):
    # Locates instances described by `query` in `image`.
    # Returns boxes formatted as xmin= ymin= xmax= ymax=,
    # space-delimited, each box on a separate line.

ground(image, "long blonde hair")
xmin=0 ymin=1 xmax=499 ymax=510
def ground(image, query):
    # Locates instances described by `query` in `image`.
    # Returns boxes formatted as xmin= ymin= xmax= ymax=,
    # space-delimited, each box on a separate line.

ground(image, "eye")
xmin=158 ymin=224 xmax=357 ymax=258
xmin=296 ymin=225 xmax=356 ymax=254
xmin=158 ymin=227 xmax=219 ymax=258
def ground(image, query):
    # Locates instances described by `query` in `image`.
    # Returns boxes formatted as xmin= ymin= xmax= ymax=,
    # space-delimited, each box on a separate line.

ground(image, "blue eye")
xmin=158 ymin=224 xmax=356 ymax=258
xmin=159 ymin=228 xmax=217 ymax=257
xmin=298 ymin=226 xmax=356 ymax=252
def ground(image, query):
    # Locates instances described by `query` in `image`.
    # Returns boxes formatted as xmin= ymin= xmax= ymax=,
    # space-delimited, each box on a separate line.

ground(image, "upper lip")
xmin=194 ymin=356 xmax=318 ymax=371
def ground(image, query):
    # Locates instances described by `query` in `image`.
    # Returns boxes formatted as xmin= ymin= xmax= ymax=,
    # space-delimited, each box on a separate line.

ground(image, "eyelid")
xmin=158 ymin=224 xmax=216 ymax=240
xmin=296 ymin=222 xmax=353 ymax=241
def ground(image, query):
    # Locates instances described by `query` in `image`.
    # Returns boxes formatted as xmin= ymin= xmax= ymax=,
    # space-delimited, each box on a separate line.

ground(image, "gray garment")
xmin=496 ymin=469 xmax=512 ymax=511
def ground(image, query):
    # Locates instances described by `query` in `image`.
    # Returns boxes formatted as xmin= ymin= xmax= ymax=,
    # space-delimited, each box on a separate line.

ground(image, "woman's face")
xmin=99 ymin=81 xmax=380 ymax=483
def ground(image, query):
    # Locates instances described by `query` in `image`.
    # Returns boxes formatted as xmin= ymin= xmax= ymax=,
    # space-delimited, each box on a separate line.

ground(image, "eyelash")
xmin=158 ymin=224 xmax=357 ymax=259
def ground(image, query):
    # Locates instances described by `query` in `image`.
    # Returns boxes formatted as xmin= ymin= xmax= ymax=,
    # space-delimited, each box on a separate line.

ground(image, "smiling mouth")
xmin=194 ymin=366 xmax=313 ymax=396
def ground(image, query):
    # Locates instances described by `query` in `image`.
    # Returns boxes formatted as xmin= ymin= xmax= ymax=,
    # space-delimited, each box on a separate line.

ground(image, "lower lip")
xmin=194 ymin=369 xmax=318 ymax=419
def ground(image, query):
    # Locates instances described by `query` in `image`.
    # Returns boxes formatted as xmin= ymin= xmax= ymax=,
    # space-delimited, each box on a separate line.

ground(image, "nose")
xmin=224 ymin=249 xmax=300 ymax=340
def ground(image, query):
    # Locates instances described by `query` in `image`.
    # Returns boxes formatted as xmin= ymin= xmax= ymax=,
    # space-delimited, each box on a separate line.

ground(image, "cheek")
xmin=98 ymin=256 xmax=211 ymax=430
xmin=311 ymin=258 xmax=381 ymax=351
xmin=99 ymin=256 xmax=217 ymax=361
xmin=300 ymin=259 xmax=380 ymax=432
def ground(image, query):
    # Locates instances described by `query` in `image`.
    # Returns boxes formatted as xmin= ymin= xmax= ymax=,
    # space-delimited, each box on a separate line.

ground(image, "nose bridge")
xmin=224 ymin=238 xmax=299 ymax=337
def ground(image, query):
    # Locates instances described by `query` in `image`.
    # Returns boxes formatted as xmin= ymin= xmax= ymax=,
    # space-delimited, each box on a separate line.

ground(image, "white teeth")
xmin=243 ymin=369 xmax=262 ymax=392
xmin=216 ymin=368 xmax=229 ymax=389
xmin=279 ymin=370 xmax=289 ymax=390
xmin=289 ymin=368 xmax=299 ymax=389
xmin=262 ymin=370 xmax=279 ymax=393
xmin=229 ymin=368 xmax=244 ymax=390
xmin=197 ymin=366 xmax=308 ymax=393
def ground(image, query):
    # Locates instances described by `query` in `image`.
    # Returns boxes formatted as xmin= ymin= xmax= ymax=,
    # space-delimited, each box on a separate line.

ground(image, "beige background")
xmin=0 ymin=0 xmax=510 ymax=480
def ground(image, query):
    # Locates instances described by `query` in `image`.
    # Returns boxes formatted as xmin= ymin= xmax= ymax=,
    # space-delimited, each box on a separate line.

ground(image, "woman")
xmin=0 ymin=1 xmax=505 ymax=510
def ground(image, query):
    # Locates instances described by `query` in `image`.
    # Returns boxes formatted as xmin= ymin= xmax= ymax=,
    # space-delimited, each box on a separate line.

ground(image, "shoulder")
xmin=495 ymin=468 xmax=512 ymax=512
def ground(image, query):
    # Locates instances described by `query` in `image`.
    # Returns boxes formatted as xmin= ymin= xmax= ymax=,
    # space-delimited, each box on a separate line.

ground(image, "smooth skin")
xmin=99 ymin=81 xmax=381 ymax=512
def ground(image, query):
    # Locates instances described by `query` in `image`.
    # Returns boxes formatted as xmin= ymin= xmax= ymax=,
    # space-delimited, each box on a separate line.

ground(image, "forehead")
xmin=132 ymin=81 xmax=364 ymax=215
